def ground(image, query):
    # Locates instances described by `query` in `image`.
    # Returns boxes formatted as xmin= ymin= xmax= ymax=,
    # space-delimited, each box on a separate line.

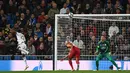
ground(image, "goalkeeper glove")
xmin=109 ymin=52 xmax=111 ymax=55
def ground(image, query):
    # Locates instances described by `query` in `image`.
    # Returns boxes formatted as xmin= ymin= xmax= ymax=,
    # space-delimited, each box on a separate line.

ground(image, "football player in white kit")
xmin=10 ymin=29 xmax=29 ymax=70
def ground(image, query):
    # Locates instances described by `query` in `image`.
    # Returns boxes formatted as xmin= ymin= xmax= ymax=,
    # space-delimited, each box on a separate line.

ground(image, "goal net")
xmin=55 ymin=14 xmax=130 ymax=70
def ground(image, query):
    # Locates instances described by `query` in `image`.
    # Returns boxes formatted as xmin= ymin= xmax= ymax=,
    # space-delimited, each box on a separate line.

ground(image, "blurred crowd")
xmin=0 ymin=0 xmax=130 ymax=56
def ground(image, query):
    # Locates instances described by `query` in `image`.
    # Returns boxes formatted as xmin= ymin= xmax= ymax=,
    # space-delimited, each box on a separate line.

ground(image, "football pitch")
xmin=0 ymin=70 xmax=130 ymax=73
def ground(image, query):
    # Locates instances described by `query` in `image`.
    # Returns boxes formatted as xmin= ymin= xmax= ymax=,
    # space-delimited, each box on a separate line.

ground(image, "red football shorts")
xmin=68 ymin=46 xmax=80 ymax=59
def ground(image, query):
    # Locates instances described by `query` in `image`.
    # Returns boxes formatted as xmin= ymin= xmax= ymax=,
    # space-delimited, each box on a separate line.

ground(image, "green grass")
xmin=0 ymin=70 xmax=130 ymax=73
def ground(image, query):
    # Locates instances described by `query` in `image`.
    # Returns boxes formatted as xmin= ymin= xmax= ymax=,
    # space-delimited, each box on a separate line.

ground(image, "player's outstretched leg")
xmin=96 ymin=54 xmax=103 ymax=71
xmin=19 ymin=48 xmax=29 ymax=54
xmin=22 ymin=54 xmax=29 ymax=70
xmin=68 ymin=58 xmax=74 ymax=71
xmin=106 ymin=53 xmax=119 ymax=70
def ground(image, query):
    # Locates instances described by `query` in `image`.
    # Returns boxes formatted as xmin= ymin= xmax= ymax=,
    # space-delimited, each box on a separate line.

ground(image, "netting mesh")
xmin=56 ymin=15 xmax=130 ymax=61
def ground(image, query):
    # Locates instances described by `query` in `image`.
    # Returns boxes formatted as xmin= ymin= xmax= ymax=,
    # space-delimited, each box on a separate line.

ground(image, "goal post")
xmin=55 ymin=14 xmax=130 ymax=70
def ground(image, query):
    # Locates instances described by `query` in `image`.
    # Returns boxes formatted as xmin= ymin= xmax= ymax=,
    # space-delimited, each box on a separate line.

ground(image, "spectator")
xmin=18 ymin=4 xmax=27 ymax=14
xmin=66 ymin=8 xmax=70 ymax=14
xmin=14 ymin=19 xmax=20 ymax=30
xmin=86 ymin=22 xmax=97 ymax=37
xmin=27 ymin=40 xmax=35 ymax=55
xmin=105 ymin=3 xmax=114 ymax=14
xmin=21 ymin=0 xmax=29 ymax=9
xmin=33 ymin=23 xmax=41 ymax=36
xmin=36 ymin=37 xmax=44 ymax=55
xmin=65 ymin=0 xmax=71 ymax=9
xmin=29 ymin=36 xmax=34 ymax=44
xmin=102 ymin=31 xmax=107 ymax=39
xmin=126 ymin=4 xmax=130 ymax=11
xmin=73 ymin=35 xmax=84 ymax=49
xmin=0 ymin=31 xmax=5 ymax=54
xmin=7 ymin=13 xmax=15 ymax=28
xmin=72 ymin=23 xmax=80 ymax=39
xmin=87 ymin=35 xmax=97 ymax=55
xmin=5 ymin=32 xmax=17 ymax=55
xmin=33 ymin=33 xmax=39 ymax=48
xmin=70 ymin=1 xmax=78 ymax=13
xmin=28 ymin=14 xmax=37 ymax=26
xmin=40 ymin=0 xmax=46 ymax=9
xmin=119 ymin=39 xmax=130 ymax=55
xmin=84 ymin=4 xmax=91 ymax=14
xmin=114 ymin=0 xmax=123 ymax=13
xmin=0 ymin=9 xmax=6 ymax=27
xmin=37 ymin=11 xmax=45 ymax=23
xmin=48 ymin=3 xmax=59 ymax=19
xmin=93 ymin=3 xmax=104 ymax=14
xmin=126 ymin=9 xmax=130 ymax=14
xmin=29 ymin=0 xmax=37 ymax=12
xmin=46 ymin=23 xmax=52 ymax=36
xmin=34 ymin=23 xmax=41 ymax=29
xmin=126 ymin=27 xmax=130 ymax=44
xmin=75 ymin=4 xmax=83 ymax=14
xmin=45 ymin=2 xmax=52 ymax=14
xmin=120 ymin=27 xmax=127 ymax=39
xmin=108 ymin=22 xmax=119 ymax=38
xmin=6 ymin=0 xmax=17 ymax=14
xmin=80 ymin=27 xmax=86 ymax=42
xmin=110 ymin=31 xmax=118 ymax=54
xmin=3 ymin=24 xmax=10 ymax=37
xmin=94 ymin=0 xmax=104 ymax=8
xmin=43 ymin=33 xmax=49 ymax=53
xmin=35 ymin=28 xmax=43 ymax=38
xmin=46 ymin=36 xmax=53 ymax=55
xmin=0 ymin=0 xmax=3 ymax=10
xmin=25 ymin=9 xmax=31 ymax=20
xmin=115 ymin=34 xmax=124 ymax=58
xmin=22 ymin=28 xmax=29 ymax=42
xmin=44 ymin=15 xmax=51 ymax=24
xmin=115 ymin=8 xmax=121 ymax=14
xmin=91 ymin=8 xmax=97 ymax=14
xmin=20 ymin=13 xmax=27 ymax=28
xmin=60 ymin=3 xmax=68 ymax=14
xmin=34 ymin=5 xmax=43 ymax=17
xmin=0 ymin=30 xmax=4 ymax=41
xmin=14 ymin=12 xmax=20 ymax=23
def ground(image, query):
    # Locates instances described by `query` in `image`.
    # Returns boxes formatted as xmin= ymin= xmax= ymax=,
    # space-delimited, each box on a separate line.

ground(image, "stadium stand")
xmin=0 ymin=0 xmax=129 ymax=60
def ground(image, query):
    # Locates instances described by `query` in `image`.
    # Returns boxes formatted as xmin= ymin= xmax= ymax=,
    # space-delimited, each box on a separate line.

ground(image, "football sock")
xmin=76 ymin=58 xmax=79 ymax=70
xmin=110 ymin=59 xmax=118 ymax=69
xmin=77 ymin=64 xmax=79 ymax=70
xmin=23 ymin=56 xmax=28 ymax=66
xmin=96 ymin=60 xmax=99 ymax=70
xmin=69 ymin=60 xmax=74 ymax=70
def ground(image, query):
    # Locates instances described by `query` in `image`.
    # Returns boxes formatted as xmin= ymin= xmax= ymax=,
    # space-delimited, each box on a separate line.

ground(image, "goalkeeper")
xmin=95 ymin=36 xmax=119 ymax=70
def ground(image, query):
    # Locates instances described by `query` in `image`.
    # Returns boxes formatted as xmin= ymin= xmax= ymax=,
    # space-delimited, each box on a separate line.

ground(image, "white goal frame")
xmin=54 ymin=14 xmax=130 ymax=70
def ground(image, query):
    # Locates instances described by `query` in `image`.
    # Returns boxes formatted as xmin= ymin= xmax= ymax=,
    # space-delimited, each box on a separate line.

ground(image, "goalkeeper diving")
xmin=95 ymin=36 xmax=120 ymax=70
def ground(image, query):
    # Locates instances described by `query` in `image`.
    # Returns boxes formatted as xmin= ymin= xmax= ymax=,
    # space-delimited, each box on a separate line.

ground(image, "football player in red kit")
xmin=61 ymin=42 xmax=80 ymax=71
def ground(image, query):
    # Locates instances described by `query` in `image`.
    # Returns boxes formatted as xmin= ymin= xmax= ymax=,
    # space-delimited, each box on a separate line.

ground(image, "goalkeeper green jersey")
xmin=96 ymin=40 xmax=110 ymax=54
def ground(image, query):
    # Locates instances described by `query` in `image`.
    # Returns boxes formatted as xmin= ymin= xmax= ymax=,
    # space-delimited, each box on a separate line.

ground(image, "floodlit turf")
xmin=0 ymin=70 xmax=130 ymax=73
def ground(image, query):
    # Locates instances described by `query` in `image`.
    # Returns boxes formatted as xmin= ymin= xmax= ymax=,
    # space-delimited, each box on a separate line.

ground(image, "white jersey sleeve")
xmin=16 ymin=32 xmax=26 ymax=44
